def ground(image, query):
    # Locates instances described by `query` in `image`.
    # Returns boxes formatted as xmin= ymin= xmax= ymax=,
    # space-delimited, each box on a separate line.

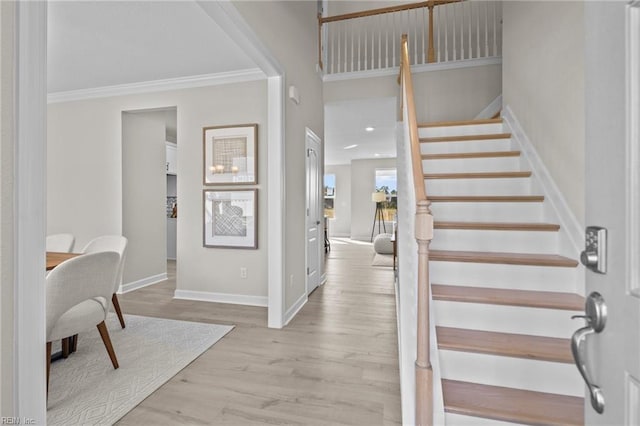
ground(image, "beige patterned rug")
xmin=47 ymin=314 xmax=233 ymax=425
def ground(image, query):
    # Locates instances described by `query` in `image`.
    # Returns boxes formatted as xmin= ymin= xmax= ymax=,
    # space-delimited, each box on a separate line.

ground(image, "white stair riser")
xmin=419 ymin=123 xmax=504 ymax=138
xmin=434 ymin=300 xmax=580 ymax=338
xmin=431 ymin=229 xmax=559 ymax=253
xmin=422 ymin=156 xmax=522 ymax=173
xmin=425 ymin=177 xmax=532 ymax=196
xmin=439 ymin=351 xmax=583 ymax=397
xmin=430 ymin=202 xmax=544 ymax=222
xmin=430 ymin=262 xmax=579 ymax=292
xmin=420 ymin=139 xmax=513 ymax=155
xmin=445 ymin=413 xmax=519 ymax=426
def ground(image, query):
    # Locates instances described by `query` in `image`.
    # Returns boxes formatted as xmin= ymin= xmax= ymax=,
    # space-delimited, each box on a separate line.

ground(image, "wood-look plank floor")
xmin=116 ymin=238 xmax=401 ymax=425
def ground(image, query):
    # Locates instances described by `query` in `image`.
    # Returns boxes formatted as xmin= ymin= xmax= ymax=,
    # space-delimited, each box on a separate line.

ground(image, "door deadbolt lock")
xmin=580 ymin=226 xmax=607 ymax=274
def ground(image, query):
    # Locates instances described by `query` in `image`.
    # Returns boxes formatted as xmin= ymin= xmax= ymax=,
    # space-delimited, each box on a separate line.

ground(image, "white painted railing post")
xmin=415 ymin=199 xmax=434 ymax=426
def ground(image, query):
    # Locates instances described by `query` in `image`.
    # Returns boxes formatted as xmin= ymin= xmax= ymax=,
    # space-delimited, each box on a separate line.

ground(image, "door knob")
xmin=571 ymin=291 xmax=607 ymax=414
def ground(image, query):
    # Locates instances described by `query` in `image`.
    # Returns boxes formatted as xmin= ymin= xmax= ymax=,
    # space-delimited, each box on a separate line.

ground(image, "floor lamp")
xmin=370 ymin=191 xmax=387 ymax=242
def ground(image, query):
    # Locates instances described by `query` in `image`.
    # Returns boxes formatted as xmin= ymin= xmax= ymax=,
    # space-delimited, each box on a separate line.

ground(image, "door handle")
xmin=570 ymin=291 xmax=607 ymax=414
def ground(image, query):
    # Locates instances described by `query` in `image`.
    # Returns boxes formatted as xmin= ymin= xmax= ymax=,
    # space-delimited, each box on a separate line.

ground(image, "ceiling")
xmin=47 ymin=1 xmax=397 ymax=165
xmin=47 ymin=1 xmax=257 ymax=93
xmin=324 ymin=97 xmax=398 ymax=165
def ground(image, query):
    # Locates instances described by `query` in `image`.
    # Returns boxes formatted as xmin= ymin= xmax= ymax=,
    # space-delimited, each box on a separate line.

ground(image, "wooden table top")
xmin=46 ymin=252 xmax=80 ymax=271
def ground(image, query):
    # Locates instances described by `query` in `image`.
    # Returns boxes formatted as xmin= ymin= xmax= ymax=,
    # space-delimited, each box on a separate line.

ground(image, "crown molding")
xmin=47 ymin=68 xmax=266 ymax=103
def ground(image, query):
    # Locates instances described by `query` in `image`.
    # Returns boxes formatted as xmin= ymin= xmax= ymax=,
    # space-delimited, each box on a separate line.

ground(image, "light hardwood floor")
xmin=117 ymin=238 xmax=401 ymax=425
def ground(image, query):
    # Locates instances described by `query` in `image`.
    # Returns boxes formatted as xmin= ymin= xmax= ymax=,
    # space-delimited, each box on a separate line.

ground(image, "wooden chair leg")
xmin=61 ymin=337 xmax=70 ymax=358
xmin=96 ymin=321 xmax=119 ymax=369
xmin=111 ymin=293 xmax=126 ymax=329
xmin=46 ymin=341 xmax=52 ymax=396
xmin=70 ymin=334 xmax=78 ymax=352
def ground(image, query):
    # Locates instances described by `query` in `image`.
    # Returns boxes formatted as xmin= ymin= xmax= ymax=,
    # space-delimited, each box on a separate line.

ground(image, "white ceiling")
xmin=47 ymin=1 xmax=257 ymax=93
xmin=324 ymin=97 xmax=398 ymax=165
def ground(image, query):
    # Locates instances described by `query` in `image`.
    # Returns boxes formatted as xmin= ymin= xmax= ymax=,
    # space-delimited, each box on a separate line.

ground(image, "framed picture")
xmin=203 ymin=189 xmax=257 ymax=249
xmin=203 ymin=124 xmax=257 ymax=185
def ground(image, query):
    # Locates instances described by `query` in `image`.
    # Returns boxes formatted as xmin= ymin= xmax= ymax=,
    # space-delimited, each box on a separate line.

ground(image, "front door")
xmin=582 ymin=2 xmax=640 ymax=423
xmin=306 ymin=129 xmax=322 ymax=295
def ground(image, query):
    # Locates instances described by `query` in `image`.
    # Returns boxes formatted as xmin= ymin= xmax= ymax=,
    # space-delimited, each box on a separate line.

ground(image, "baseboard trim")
xmin=474 ymin=94 xmax=502 ymax=120
xmin=173 ymin=289 xmax=268 ymax=307
xmin=503 ymin=106 xmax=583 ymax=257
xmin=120 ymin=273 xmax=167 ymax=294
xmin=284 ymin=292 xmax=307 ymax=326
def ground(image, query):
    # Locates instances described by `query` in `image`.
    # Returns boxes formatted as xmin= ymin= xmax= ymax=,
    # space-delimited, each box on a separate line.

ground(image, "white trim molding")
xmin=174 ymin=289 xmax=268 ymax=307
xmin=475 ymin=94 xmax=503 ymax=120
xmin=284 ymin=292 xmax=307 ymax=326
xmin=503 ymin=105 xmax=583 ymax=257
xmin=119 ymin=273 xmax=168 ymax=294
xmin=322 ymin=57 xmax=502 ymax=83
xmin=13 ymin=1 xmax=47 ymax=422
xmin=47 ymin=68 xmax=265 ymax=103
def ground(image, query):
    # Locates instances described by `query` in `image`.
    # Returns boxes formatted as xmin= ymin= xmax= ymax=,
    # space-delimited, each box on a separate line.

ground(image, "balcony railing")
xmin=319 ymin=0 xmax=502 ymax=76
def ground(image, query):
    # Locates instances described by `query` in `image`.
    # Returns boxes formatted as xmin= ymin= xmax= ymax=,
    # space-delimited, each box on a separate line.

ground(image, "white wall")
xmin=324 ymin=64 xmax=502 ymax=123
xmin=502 ymin=1 xmax=585 ymax=224
xmin=47 ymin=79 xmax=269 ymax=301
xmin=350 ymin=158 xmax=397 ymax=241
xmin=324 ymin=164 xmax=351 ymax=237
xmin=122 ymin=111 xmax=167 ymax=284
xmin=0 ymin=0 xmax=14 ymax=413
xmin=233 ymin=1 xmax=325 ymax=311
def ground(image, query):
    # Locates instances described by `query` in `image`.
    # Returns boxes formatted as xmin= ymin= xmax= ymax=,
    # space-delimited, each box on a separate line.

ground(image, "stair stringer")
xmin=503 ymin=106 xmax=584 ymax=276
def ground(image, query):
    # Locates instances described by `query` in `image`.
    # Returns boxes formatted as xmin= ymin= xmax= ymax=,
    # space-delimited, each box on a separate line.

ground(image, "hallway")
xmin=117 ymin=238 xmax=401 ymax=425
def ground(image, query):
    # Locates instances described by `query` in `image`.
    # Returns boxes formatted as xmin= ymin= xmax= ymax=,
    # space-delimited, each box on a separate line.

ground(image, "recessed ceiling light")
xmin=374 ymin=153 xmax=381 ymax=157
xmin=343 ymin=144 xmax=358 ymax=150
xmin=365 ymin=126 xmax=375 ymax=132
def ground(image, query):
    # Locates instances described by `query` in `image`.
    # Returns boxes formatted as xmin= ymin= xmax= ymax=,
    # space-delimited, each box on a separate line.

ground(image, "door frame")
xmin=305 ymin=127 xmax=323 ymax=296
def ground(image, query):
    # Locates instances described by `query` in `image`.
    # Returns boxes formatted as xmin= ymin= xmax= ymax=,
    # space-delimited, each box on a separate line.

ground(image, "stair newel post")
xmin=415 ymin=198 xmax=434 ymax=426
xmin=427 ymin=1 xmax=436 ymax=63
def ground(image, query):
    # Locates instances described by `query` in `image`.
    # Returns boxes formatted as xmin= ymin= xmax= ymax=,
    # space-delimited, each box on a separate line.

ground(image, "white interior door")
xmin=306 ymin=129 xmax=322 ymax=295
xmin=582 ymin=2 xmax=640 ymax=423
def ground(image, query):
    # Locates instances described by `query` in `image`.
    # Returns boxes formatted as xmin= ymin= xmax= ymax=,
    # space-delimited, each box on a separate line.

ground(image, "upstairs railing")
xmin=399 ymin=34 xmax=435 ymax=425
xmin=319 ymin=0 xmax=502 ymax=75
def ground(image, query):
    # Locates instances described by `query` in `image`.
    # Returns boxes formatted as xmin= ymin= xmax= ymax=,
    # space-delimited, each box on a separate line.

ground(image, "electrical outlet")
xmin=240 ymin=267 xmax=247 ymax=279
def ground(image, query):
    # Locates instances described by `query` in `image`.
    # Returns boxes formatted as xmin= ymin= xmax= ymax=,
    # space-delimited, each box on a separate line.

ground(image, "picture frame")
xmin=203 ymin=124 xmax=257 ymax=185
xmin=203 ymin=189 xmax=257 ymax=249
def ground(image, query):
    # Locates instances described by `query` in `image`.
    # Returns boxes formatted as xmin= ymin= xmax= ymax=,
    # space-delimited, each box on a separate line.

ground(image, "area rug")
xmin=47 ymin=314 xmax=234 ymax=425
xmin=372 ymin=252 xmax=394 ymax=267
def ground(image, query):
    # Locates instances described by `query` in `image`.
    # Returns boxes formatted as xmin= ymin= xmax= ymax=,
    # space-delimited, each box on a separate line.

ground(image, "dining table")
xmin=46 ymin=251 xmax=82 ymax=361
xmin=46 ymin=251 xmax=80 ymax=270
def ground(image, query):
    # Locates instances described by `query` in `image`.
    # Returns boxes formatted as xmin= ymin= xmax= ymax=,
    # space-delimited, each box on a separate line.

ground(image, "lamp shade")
xmin=371 ymin=191 xmax=386 ymax=203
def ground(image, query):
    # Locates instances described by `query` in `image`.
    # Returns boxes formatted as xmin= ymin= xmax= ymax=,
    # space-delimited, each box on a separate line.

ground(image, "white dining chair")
xmin=46 ymin=251 xmax=121 ymax=394
xmin=46 ymin=233 xmax=75 ymax=253
xmin=82 ymin=235 xmax=128 ymax=329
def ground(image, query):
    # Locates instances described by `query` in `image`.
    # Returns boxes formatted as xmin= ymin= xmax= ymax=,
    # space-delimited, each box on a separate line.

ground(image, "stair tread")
xmin=437 ymin=326 xmax=573 ymax=363
xmin=429 ymin=195 xmax=544 ymax=202
xmin=420 ymin=133 xmax=512 ymax=143
xmin=419 ymin=118 xmax=503 ymax=128
xmin=422 ymin=150 xmax=521 ymax=160
xmin=434 ymin=221 xmax=560 ymax=231
xmin=442 ymin=379 xmax=584 ymax=425
xmin=430 ymin=249 xmax=579 ymax=267
xmin=424 ymin=171 xmax=531 ymax=179
xmin=432 ymin=284 xmax=584 ymax=310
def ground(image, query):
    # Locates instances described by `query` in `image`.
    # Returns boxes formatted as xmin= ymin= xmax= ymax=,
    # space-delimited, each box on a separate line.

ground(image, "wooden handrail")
xmin=319 ymin=0 xmax=460 ymax=24
xmin=400 ymin=35 xmax=426 ymax=201
xmin=400 ymin=34 xmax=434 ymax=426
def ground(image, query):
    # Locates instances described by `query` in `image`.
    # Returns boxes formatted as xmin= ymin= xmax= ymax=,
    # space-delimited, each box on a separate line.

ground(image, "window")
xmin=324 ymin=174 xmax=336 ymax=218
xmin=375 ymin=169 xmax=397 ymax=222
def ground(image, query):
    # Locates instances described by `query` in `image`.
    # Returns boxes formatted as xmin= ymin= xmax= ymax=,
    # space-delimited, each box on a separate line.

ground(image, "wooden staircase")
xmin=419 ymin=118 xmax=585 ymax=425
